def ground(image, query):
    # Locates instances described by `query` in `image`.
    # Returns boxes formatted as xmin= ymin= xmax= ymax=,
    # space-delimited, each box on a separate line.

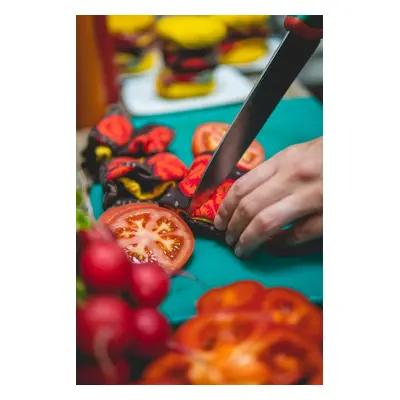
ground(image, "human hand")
xmin=214 ymin=136 xmax=323 ymax=258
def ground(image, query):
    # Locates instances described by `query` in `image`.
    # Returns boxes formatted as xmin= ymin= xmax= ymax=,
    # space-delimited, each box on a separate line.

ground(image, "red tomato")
xmin=261 ymin=287 xmax=323 ymax=343
xmin=98 ymin=203 xmax=194 ymax=273
xmin=192 ymin=123 xmax=265 ymax=170
xmin=142 ymin=352 xmax=192 ymax=384
xmin=196 ymin=281 xmax=266 ymax=314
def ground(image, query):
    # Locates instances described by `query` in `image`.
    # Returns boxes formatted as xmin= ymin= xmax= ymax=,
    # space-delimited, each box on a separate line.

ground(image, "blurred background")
xmin=77 ymin=14 xmax=322 ymax=142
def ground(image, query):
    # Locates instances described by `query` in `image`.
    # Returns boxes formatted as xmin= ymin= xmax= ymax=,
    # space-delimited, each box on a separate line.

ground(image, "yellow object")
xmin=220 ymin=38 xmax=267 ymax=64
xmin=116 ymin=51 xmax=154 ymax=74
xmin=107 ymin=15 xmax=155 ymax=34
xmin=95 ymin=146 xmax=112 ymax=161
xmin=156 ymin=68 xmax=215 ymax=99
xmin=156 ymin=16 xmax=226 ymax=49
xmin=214 ymin=15 xmax=269 ymax=28
xmin=214 ymin=15 xmax=270 ymax=65
xmin=119 ymin=178 xmax=176 ymax=200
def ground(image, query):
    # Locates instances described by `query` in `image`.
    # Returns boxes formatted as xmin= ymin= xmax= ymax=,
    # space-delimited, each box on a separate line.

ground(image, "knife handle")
xmin=284 ymin=15 xmax=323 ymax=40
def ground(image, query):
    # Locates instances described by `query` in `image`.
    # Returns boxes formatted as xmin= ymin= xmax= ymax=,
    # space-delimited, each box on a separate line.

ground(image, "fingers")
xmin=266 ymin=213 xmax=323 ymax=248
xmin=224 ymin=176 xmax=290 ymax=246
xmin=214 ymin=160 xmax=277 ymax=231
xmin=234 ymin=187 xmax=322 ymax=258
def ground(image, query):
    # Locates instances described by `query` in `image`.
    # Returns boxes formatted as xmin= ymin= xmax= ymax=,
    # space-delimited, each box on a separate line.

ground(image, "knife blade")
xmin=187 ymin=26 xmax=322 ymax=217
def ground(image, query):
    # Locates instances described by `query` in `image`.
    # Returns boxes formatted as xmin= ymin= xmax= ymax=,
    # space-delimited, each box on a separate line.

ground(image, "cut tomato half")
xmin=261 ymin=288 xmax=323 ymax=343
xmin=192 ymin=122 xmax=265 ymax=170
xmin=98 ymin=203 xmax=194 ymax=272
xmin=196 ymin=281 xmax=266 ymax=314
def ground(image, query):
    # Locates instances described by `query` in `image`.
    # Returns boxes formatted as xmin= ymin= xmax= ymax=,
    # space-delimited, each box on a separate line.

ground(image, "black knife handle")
xmin=284 ymin=15 xmax=323 ymax=40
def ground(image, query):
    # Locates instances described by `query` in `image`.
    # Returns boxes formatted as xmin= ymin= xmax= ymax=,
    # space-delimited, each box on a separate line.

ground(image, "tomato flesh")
xmin=98 ymin=204 xmax=194 ymax=272
xmin=192 ymin=122 xmax=265 ymax=170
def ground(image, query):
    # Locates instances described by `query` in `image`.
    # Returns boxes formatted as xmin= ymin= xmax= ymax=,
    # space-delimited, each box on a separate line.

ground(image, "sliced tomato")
xmin=142 ymin=352 xmax=192 ymax=384
xmin=192 ymin=122 xmax=265 ymax=170
xmin=261 ymin=288 xmax=323 ymax=343
xmin=173 ymin=312 xmax=268 ymax=353
xmin=98 ymin=203 xmax=194 ymax=273
xmin=196 ymin=281 xmax=266 ymax=314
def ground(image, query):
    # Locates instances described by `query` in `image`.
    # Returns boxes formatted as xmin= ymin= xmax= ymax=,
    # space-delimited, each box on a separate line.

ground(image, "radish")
xmin=80 ymin=241 xmax=130 ymax=293
xmin=76 ymin=295 xmax=131 ymax=357
xmin=129 ymin=263 xmax=170 ymax=307
xmin=77 ymin=357 xmax=130 ymax=385
xmin=78 ymin=224 xmax=115 ymax=248
xmin=130 ymin=307 xmax=171 ymax=358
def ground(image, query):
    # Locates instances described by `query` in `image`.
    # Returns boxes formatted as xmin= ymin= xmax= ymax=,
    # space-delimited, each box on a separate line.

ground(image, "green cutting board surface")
xmin=90 ymin=98 xmax=323 ymax=324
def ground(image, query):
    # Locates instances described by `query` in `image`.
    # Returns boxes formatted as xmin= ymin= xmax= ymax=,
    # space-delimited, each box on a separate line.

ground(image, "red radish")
xmin=78 ymin=224 xmax=115 ymax=248
xmin=130 ymin=307 xmax=171 ymax=358
xmin=77 ymin=357 xmax=130 ymax=385
xmin=129 ymin=263 xmax=170 ymax=307
xmin=77 ymin=295 xmax=131 ymax=357
xmin=80 ymin=241 xmax=130 ymax=292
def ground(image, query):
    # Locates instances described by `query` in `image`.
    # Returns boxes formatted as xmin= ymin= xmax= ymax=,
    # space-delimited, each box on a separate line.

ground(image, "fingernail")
xmin=234 ymin=244 xmax=244 ymax=258
xmin=225 ymin=233 xmax=235 ymax=246
xmin=214 ymin=215 xmax=224 ymax=231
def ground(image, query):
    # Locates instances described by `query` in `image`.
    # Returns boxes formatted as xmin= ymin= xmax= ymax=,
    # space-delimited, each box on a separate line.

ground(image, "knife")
xmin=187 ymin=15 xmax=323 ymax=217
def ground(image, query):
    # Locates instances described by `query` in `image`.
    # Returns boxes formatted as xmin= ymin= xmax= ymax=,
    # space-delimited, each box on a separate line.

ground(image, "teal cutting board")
xmin=90 ymin=98 xmax=323 ymax=324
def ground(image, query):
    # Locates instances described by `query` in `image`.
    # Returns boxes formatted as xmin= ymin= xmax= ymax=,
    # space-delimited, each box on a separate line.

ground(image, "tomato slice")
xmin=142 ymin=352 xmax=192 ymax=384
xmin=192 ymin=123 xmax=265 ymax=170
xmin=196 ymin=281 xmax=266 ymax=314
xmin=98 ymin=203 xmax=195 ymax=272
xmin=261 ymin=288 xmax=323 ymax=343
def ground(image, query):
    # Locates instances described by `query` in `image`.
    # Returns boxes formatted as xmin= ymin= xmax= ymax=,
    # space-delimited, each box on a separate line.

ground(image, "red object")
xmin=284 ymin=16 xmax=323 ymax=41
xmin=261 ymin=287 xmax=323 ymax=343
xmin=80 ymin=241 xmax=131 ymax=293
xmin=129 ymin=263 xmax=170 ymax=307
xmin=196 ymin=281 xmax=266 ymax=314
xmin=98 ymin=203 xmax=195 ymax=273
xmin=147 ymin=153 xmax=188 ymax=181
xmin=192 ymin=122 xmax=265 ymax=171
xmin=191 ymin=179 xmax=235 ymax=220
xmin=127 ymin=125 xmax=175 ymax=155
xmin=93 ymin=15 xmax=120 ymax=103
xmin=78 ymin=224 xmax=115 ymax=248
xmin=179 ymin=154 xmax=212 ymax=197
xmin=130 ymin=307 xmax=172 ymax=358
xmin=76 ymin=357 xmax=130 ymax=385
xmin=95 ymin=114 xmax=133 ymax=147
xmin=76 ymin=295 xmax=131 ymax=356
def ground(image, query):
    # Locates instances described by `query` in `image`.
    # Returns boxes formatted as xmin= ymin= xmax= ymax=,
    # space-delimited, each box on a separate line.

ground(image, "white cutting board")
xmin=121 ymin=65 xmax=253 ymax=116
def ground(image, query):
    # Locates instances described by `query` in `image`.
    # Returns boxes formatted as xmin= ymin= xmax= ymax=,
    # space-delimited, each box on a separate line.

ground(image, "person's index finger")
xmin=214 ymin=160 xmax=276 ymax=231
xmin=235 ymin=188 xmax=321 ymax=257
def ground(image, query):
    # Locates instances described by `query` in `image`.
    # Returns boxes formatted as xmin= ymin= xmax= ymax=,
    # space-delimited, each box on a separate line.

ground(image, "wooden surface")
xmin=76 ymin=77 xmax=311 ymax=166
